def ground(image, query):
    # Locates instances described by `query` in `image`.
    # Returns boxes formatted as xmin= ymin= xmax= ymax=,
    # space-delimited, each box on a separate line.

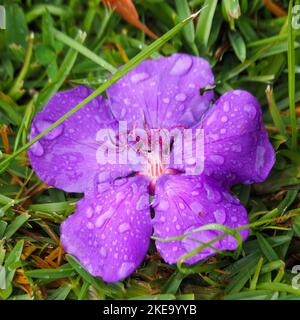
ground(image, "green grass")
xmin=0 ymin=0 xmax=300 ymax=300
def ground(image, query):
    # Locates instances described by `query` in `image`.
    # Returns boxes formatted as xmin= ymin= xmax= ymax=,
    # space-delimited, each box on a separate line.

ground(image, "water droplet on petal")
xmin=213 ymin=209 xmax=226 ymax=224
xmin=136 ymin=194 xmax=149 ymax=211
xmin=30 ymin=141 xmax=44 ymax=156
xmin=35 ymin=120 xmax=63 ymax=140
xmin=162 ymin=97 xmax=170 ymax=104
xmin=86 ymin=222 xmax=94 ymax=229
xmin=100 ymin=247 xmax=107 ymax=257
xmin=221 ymin=116 xmax=228 ymax=123
xmin=98 ymin=172 xmax=110 ymax=183
xmin=231 ymin=216 xmax=238 ymax=222
xmin=190 ymin=202 xmax=203 ymax=214
xmin=131 ymin=183 xmax=138 ymax=194
xmin=95 ymin=207 xmax=114 ymax=228
xmin=179 ymin=202 xmax=185 ymax=209
xmin=130 ymin=72 xmax=149 ymax=83
xmin=244 ymin=104 xmax=256 ymax=119
xmin=204 ymin=183 xmax=221 ymax=202
xmin=255 ymin=145 xmax=265 ymax=173
xmin=118 ymin=222 xmax=130 ymax=233
xmin=175 ymin=93 xmax=187 ymax=102
xmin=97 ymin=182 xmax=111 ymax=193
xmin=222 ymin=192 xmax=239 ymax=204
xmin=231 ymin=144 xmax=242 ymax=152
xmin=86 ymin=206 xmax=93 ymax=218
xmin=118 ymin=262 xmax=135 ymax=278
xmin=210 ymin=155 xmax=225 ymax=165
xmin=157 ymin=199 xmax=169 ymax=211
xmin=170 ymin=55 xmax=193 ymax=76
xmin=116 ymin=192 xmax=125 ymax=203
xmin=120 ymin=108 xmax=126 ymax=118
xmin=160 ymin=216 xmax=166 ymax=222
xmin=223 ymin=101 xmax=230 ymax=112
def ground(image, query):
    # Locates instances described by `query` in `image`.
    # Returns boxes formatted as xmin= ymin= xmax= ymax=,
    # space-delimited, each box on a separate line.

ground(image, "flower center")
xmin=143 ymin=153 xmax=165 ymax=180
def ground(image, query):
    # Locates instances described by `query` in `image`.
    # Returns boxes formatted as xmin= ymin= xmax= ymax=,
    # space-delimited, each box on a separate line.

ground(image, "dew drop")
xmin=163 ymin=97 xmax=170 ymax=104
xmin=231 ymin=144 xmax=242 ymax=152
xmin=95 ymin=205 xmax=102 ymax=213
xmin=204 ymin=183 xmax=221 ymax=202
xmin=221 ymin=116 xmax=228 ymax=123
xmin=175 ymin=93 xmax=187 ymax=102
xmin=124 ymin=98 xmax=130 ymax=106
xmin=35 ymin=120 xmax=63 ymax=140
xmin=136 ymin=194 xmax=149 ymax=211
xmin=213 ymin=209 xmax=226 ymax=224
xmin=97 ymin=182 xmax=111 ymax=193
xmin=120 ymin=108 xmax=126 ymax=118
xmin=160 ymin=216 xmax=166 ymax=222
xmin=223 ymin=101 xmax=230 ymax=112
xmin=98 ymin=172 xmax=110 ymax=183
xmin=190 ymin=202 xmax=203 ymax=214
xmin=255 ymin=146 xmax=265 ymax=172
xmin=30 ymin=141 xmax=44 ymax=156
xmin=210 ymin=154 xmax=225 ymax=165
xmin=244 ymin=104 xmax=256 ymax=119
xmin=118 ymin=223 xmax=130 ymax=233
xmin=130 ymin=72 xmax=149 ymax=83
xmin=116 ymin=192 xmax=125 ymax=203
xmin=170 ymin=56 xmax=192 ymax=76
xmin=118 ymin=262 xmax=135 ymax=278
xmin=222 ymin=192 xmax=239 ymax=204
xmin=157 ymin=199 xmax=169 ymax=211
xmin=100 ymin=247 xmax=107 ymax=257
xmin=231 ymin=216 xmax=238 ymax=222
xmin=179 ymin=202 xmax=185 ymax=209
xmin=86 ymin=206 xmax=93 ymax=218
xmin=131 ymin=183 xmax=138 ymax=194
xmin=95 ymin=207 xmax=114 ymax=228
xmin=86 ymin=222 xmax=94 ymax=230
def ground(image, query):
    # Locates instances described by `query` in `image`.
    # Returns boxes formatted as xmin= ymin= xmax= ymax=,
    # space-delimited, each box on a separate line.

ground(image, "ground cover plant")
xmin=0 ymin=0 xmax=300 ymax=300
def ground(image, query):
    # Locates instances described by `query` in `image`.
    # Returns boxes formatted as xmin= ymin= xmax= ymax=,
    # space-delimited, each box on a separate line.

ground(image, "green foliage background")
xmin=0 ymin=0 xmax=300 ymax=300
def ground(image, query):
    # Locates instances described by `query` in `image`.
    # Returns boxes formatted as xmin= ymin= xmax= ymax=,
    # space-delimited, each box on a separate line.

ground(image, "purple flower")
xmin=28 ymin=54 xmax=275 ymax=282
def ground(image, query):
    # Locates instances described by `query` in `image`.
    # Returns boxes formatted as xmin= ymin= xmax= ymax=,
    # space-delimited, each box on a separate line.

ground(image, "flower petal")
xmin=152 ymin=174 xmax=249 ymax=265
xmin=28 ymin=86 xmax=135 ymax=193
xmin=61 ymin=176 xmax=152 ymax=282
xmin=106 ymin=53 xmax=214 ymax=129
xmin=202 ymin=90 xmax=275 ymax=187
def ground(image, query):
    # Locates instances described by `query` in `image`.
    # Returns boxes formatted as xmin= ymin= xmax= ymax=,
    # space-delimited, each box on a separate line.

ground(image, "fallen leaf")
xmin=263 ymin=0 xmax=287 ymax=17
xmin=103 ymin=0 xmax=158 ymax=39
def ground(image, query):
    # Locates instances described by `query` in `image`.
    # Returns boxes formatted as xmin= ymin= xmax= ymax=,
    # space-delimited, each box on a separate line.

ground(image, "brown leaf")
xmin=103 ymin=0 xmax=158 ymax=39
